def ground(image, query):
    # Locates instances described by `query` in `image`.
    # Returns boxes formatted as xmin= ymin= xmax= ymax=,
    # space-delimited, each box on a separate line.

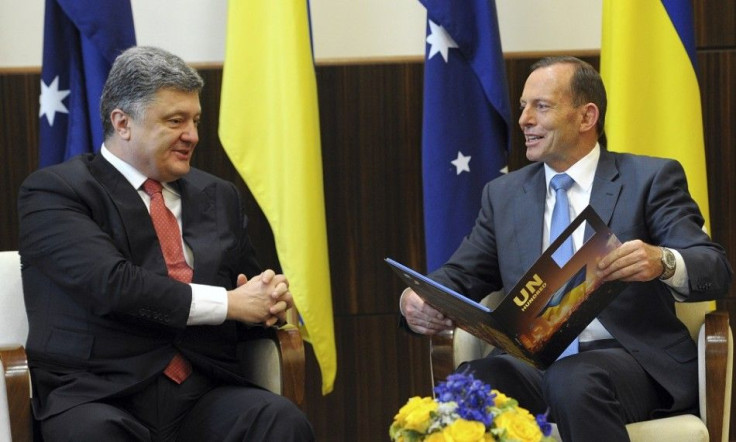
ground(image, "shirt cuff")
xmin=661 ymin=248 xmax=689 ymax=300
xmin=187 ymin=284 xmax=228 ymax=325
xmin=399 ymin=287 xmax=413 ymax=316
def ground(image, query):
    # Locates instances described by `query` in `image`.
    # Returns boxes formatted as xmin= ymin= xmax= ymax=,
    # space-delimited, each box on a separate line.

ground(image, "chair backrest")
xmin=0 ymin=251 xmax=27 ymax=347
xmin=0 ymin=253 xmax=28 ymax=442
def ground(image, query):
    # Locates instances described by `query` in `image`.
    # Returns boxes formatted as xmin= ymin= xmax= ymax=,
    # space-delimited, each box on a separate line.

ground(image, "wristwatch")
xmin=659 ymin=247 xmax=676 ymax=280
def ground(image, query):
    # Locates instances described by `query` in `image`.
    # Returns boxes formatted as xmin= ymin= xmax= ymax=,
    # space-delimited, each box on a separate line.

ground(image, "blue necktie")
xmin=549 ymin=173 xmax=579 ymax=359
xmin=550 ymin=173 xmax=575 ymax=267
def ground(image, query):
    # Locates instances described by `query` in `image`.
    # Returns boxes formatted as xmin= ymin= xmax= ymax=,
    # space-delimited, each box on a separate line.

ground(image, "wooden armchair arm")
xmin=429 ymin=330 xmax=454 ymax=389
xmin=0 ymin=345 xmax=32 ymax=442
xmin=238 ymin=325 xmax=305 ymax=407
xmin=703 ymin=311 xmax=732 ymax=442
xmin=274 ymin=325 xmax=305 ymax=407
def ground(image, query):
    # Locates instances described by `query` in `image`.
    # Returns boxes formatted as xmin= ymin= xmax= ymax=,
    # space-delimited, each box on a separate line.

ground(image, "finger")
xmin=264 ymin=316 xmax=279 ymax=328
xmin=260 ymin=269 xmax=276 ymax=283
xmin=271 ymin=281 xmax=289 ymax=298
xmin=280 ymin=291 xmax=295 ymax=309
xmin=269 ymin=300 xmax=288 ymax=315
xmin=274 ymin=310 xmax=287 ymax=325
xmin=236 ymin=273 xmax=248 ymax=287
xmin=272 ymin=273 xmax=289 ymax=288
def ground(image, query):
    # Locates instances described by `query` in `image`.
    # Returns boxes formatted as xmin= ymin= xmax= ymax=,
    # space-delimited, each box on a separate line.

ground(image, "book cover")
xmin=387 ymin=205 xmax=626 ymax=368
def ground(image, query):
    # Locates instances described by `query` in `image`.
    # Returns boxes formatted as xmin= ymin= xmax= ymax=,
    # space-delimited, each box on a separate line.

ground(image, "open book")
xmin=387 ymin=205 xmax=626 ymax=368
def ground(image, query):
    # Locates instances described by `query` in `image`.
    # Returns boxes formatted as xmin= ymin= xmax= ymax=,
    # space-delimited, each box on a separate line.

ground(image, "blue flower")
xmin=536 ymin=410 xmax=553 ymax=437
xmin=433 ymin=372 xmax=496 ymax=427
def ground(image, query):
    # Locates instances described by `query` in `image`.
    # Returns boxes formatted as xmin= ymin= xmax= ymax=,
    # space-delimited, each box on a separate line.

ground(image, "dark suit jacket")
xmin=429 ymin=149 xmax=732 ymax=415
xmin=18 ymin=153 xmax=262 ymax=419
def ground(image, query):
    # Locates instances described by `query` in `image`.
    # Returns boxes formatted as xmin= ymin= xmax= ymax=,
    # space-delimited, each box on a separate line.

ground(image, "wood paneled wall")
xmin=2 ymin=3 xmax=736 ymax=440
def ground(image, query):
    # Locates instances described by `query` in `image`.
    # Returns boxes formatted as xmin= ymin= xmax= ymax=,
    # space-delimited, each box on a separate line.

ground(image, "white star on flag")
xmin=426 ymin=20 xmax=458 ymax=63
xmin=39 ymin=75 xmax=70 ymax=126
xmin=451 ymin=151 xmax=471 ymax=175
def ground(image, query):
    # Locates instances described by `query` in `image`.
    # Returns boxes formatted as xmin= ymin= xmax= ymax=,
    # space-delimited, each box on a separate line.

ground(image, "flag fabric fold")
xmin=219 ymin=0 xmax=336 ymax=395
xmin=419 ymin=0 xmax=511 ymax=272
xmin=601 ymin=0 xmax=710 ymax=229
xmin=39 ymin=0 xmax=136 ymax=167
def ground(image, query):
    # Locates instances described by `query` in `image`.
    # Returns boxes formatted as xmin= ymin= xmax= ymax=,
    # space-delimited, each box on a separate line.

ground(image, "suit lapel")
xmin=89 ymin=155 xmax=165 ymax=272
xmin=587 ymin=149 xmax=622 ymax=240
xmin=516 ymin=165 xmax=547 ymax=272
xmin=177 ymin=177 xmax=218 ymax=284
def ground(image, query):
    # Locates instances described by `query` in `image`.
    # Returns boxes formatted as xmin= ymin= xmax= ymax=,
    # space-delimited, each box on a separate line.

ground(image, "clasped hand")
xmin=226 ymin=269 xmax=293 ymax=327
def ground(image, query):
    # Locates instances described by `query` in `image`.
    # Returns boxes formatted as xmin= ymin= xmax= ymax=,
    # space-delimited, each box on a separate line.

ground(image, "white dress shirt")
xmin=101 ymin=145 xmax=228 ymax=325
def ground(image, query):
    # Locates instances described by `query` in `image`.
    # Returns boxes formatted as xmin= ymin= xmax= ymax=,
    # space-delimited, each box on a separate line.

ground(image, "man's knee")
xmin=250 ymin=395 xmax=314 ymax=439
xmin=543 ymin=358 xmax=613 ymax=413
xmin=41 ymin=402 xmax=149 ymax=442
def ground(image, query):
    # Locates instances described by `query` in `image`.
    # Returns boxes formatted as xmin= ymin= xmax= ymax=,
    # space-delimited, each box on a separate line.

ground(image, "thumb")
xmin=236 ymin=273 xmax=248 ymax=287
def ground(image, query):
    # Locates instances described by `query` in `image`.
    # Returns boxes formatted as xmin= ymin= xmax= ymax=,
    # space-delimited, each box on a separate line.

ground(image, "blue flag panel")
xmin=39 ymin=0 xmax=136 ymax=167
xmin=419 ymin=0 xmax=511 ymax=271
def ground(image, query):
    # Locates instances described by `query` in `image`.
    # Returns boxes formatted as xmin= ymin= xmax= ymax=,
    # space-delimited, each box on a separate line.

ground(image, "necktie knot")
xmin=142 ymin=178 xmax=163 ymax=197
xmin=550 ymin=173 xmax=575 ymax=193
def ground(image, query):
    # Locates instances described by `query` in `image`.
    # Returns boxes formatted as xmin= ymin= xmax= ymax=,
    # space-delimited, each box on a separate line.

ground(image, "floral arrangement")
xmin=390 ymin=372 xmax=554 ymax=442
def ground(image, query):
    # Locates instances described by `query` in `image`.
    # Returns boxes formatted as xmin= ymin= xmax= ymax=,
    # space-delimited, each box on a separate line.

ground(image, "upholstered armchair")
xmin=430 ymin=293 xmax=733 ymax=442
xmin=0 ymin=250 xmax=305 ymax=442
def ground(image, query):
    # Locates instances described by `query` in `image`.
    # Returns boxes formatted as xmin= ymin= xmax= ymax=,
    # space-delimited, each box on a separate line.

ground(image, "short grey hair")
xmin=100 ymin=46 xmax=204 ymax=137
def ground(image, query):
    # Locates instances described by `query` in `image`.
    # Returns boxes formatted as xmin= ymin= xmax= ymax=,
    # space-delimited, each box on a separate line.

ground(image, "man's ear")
xmin=110 ymin=109 xmax=131 ymax=140
xmin=579 ymin=103 xmax=599 ymax=133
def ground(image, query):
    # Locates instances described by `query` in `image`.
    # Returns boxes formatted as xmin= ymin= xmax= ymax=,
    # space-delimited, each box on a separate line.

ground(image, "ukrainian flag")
xmin=219 ymin=0 xmax=336 ymax=395
xmin=601 ymin=0 xmax=710 ymax=230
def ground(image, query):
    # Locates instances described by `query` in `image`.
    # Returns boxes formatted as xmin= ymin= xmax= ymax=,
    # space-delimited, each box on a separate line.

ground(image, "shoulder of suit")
xmin=604 ymin=150 xmax=685 ymax=179
xmin=23 ymin=153 xmax=96 ymax=186
xmin=605 ymin=149 xmax=675 ymax=167
xmin=490 ymin=161 xmax=543 ymax=186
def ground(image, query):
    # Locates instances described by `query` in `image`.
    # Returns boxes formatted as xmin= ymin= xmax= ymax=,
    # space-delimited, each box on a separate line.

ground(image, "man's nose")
xmin=518 ymin=106 xmax=534 ymax=127
xmin=182 ymin=122 xmax=199 ymax=143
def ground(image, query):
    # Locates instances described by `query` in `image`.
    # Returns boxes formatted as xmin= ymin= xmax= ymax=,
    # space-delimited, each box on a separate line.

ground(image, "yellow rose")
xmin=494 ymin=408 xmax=543 ymax=442
xmin=492 ymin=389 xmax=510 ymax=407
xmin=392 ymin=396 xmax=438 ymax=433
xmin=393 ymin=396 xmax=423 ymax=424
xmin=443 ymin=418 xmax=487 ymax=442
xmin=425 ymin=431 xmax=449 ymax=442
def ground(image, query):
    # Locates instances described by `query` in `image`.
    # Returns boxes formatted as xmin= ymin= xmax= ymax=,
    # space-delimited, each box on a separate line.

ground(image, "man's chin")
xmin=161 ymin=164 xmax=191 ymax=182
xmin=525 ymin=148 xmax=542 ymax=163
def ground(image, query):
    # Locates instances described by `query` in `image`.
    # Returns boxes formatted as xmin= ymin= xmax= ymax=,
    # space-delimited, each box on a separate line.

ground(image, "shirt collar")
xmin=100 ymin=145 xmax=180 ymax=196
xmin=544 ymin=143 xmax=600 ymax=193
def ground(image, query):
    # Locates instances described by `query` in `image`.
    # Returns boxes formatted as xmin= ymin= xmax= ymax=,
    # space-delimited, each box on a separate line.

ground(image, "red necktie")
xmin=142 ymin=179 xmax=193 ymax=383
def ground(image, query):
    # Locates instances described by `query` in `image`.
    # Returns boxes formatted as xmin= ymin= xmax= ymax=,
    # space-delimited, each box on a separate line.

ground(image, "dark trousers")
xmin=39 ymin=370 xmax=314 ymax=442
xmin=459 ymin=348 xmax=666 ymax=442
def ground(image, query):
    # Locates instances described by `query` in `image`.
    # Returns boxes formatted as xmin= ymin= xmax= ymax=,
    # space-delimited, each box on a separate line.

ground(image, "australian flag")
xmin=39 ymin=0 xmax=136 ymax=168
xmin=420 ymin=0 xmax=511 ymax=272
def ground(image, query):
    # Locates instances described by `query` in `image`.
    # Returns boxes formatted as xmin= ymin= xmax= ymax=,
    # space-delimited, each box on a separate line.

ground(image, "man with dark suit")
xmin=400 ymin=56 xmax=732 ymax=441
xmin=18 ymin=46 xmax=314 ymax=441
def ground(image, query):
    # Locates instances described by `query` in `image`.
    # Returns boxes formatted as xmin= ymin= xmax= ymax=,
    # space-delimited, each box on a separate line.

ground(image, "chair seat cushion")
xmin=626 ymin=414 xmax=708 ymax=442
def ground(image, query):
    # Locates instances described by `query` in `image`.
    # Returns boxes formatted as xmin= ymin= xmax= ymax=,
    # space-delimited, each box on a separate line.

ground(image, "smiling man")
xmin=399 ymin=56 xmax=732 ymax=441
xmin=18 ymin=46 xmax=314 ymax=442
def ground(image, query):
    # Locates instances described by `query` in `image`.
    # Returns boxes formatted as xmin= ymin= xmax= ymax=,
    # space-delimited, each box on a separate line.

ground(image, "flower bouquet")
xmin=389 ymin=372 xmax=554 ymax=442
